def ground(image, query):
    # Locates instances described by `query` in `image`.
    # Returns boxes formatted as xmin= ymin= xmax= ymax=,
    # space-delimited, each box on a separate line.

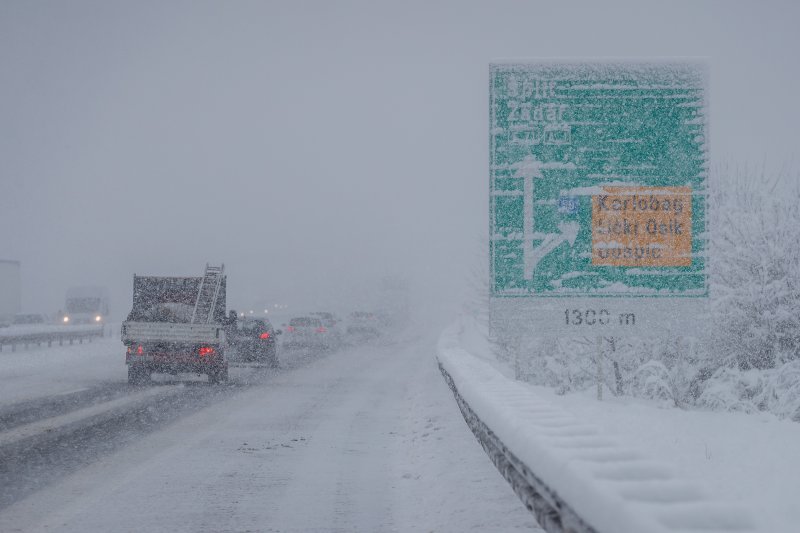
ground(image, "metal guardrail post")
xmin=0 ymin=327 xmax=104 ymax=353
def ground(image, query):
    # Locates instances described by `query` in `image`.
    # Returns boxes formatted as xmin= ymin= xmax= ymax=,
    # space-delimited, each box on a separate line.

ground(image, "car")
xmin=309 ymin=311 xmax=344 ymax=347
xmin=228 ymin=317 xmax=280 ymax=367
xmin=346 ymin=311 xmax=381 ymax=340
xmin=284 ymin=316 xmax=329 ymax=350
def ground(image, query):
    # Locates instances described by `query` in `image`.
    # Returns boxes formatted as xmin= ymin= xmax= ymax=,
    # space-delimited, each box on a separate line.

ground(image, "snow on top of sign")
xmin=490 ymin=58 xmax=708 ymax=72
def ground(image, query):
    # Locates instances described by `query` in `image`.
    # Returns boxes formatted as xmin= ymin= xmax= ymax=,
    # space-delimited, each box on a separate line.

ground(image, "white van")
xmin=62 ymin=286 xmax=110 ymax=325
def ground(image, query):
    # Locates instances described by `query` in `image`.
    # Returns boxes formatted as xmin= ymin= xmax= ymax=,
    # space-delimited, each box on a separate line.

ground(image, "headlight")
xmin=63 ymin=316 xmax=70 ymax=323
xmin=95 ymin=315 xmax=102 ymax=322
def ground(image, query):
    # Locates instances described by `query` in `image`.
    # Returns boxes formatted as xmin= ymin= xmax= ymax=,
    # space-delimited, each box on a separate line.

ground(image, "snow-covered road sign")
xmin=489 ymin=61 xmax=708 ymax=335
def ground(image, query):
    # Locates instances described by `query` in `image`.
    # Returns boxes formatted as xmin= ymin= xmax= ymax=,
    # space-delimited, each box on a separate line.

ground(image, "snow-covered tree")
xmin=710 ymin=172 xmax=800 ymax=369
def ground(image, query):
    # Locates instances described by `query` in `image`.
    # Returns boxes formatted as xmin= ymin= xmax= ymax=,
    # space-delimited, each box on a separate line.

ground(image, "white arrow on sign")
xmin=511 ymin=156 xmax=579 ymax=280
xmin=525 ymin=221 xmax=579 ymax=279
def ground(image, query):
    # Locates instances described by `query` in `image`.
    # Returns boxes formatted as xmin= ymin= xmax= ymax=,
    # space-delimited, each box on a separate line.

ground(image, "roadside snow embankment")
xmin=437 ymin=322 xmax=758 ymax=533
xmin=0 ymin=337 xmax=124 ymax=405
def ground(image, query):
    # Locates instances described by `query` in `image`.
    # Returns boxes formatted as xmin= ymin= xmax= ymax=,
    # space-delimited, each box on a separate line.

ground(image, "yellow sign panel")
xmin=592 ymin=187 xmax=692 ymax=267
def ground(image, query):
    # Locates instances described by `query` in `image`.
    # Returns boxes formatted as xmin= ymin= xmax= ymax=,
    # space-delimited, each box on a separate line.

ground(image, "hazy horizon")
xmin=2 ymin=0 xmax=798 ymax=319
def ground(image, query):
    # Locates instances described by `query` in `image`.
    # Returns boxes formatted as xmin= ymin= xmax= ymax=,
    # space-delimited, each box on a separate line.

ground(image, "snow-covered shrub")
xmin=695 ymin=367 xmax=765 ymax=413
xmin=516 ymin=336 xmax=597 ymax=393
xmin=710 ymin=176 xmax=800 ymax=370
xmin=756 ymin=360 xmax=800 ymax=420
xmin=625 ymin=335 xmax=705 ymax=407
xmin=631 ymin=361 xmax=673 ymax=403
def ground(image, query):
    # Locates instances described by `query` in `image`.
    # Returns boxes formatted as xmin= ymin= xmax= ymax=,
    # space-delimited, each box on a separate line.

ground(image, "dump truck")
xmin=121 ymin=264 xmax=229 ymax=384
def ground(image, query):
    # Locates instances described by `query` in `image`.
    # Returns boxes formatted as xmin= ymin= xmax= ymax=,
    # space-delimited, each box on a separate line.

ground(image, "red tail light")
xmin=137 ymin=345 xmax=144 ymax=355
xmin=259 ymin=332 xmax=270 ymax=339
xmin=198 ymin=346 xmax=214 ymax=357
xmin=286 ymin=326 xmax=295 ymax=332
xmin=316 ymin=326 xmax=327 ymax=333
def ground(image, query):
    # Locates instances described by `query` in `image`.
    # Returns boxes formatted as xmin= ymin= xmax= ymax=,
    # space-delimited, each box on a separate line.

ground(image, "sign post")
xmin=489 ymin=61 xmax=709 ymax=374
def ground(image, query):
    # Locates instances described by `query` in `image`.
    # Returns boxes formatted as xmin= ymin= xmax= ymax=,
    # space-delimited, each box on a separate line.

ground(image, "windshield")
xmin=66 ymin=297 xmax=101 ymax=314
xmin=237 ymin=319 xmax=266 ymax=332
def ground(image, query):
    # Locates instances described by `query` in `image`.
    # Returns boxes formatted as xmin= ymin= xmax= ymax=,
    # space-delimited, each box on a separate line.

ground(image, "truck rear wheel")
xmin=128 ymin=364 xmax=151 ymax=385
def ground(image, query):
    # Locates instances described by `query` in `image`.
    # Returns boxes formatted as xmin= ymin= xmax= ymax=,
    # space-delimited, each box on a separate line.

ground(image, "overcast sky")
xmin=1 ymin=0 xmax=798 ymax=317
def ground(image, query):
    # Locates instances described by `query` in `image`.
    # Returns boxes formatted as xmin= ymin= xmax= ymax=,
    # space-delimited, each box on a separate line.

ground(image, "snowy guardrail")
xmin=437 ymin=321 xmax=757 ymax=533
xmin=0 ymin=325 xmax=104 ymax=352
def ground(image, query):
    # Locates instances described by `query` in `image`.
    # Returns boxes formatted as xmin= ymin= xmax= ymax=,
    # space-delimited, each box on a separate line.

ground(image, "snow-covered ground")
xmin=0 ymin=328 xmax=537 ymax=532
xmin=441 ymin=318 xmax=800 ymax=533
xmin=0 ymin=335 xmax=125 ymax=405
xmin=554 ymin=386 xmax=800 ymax=532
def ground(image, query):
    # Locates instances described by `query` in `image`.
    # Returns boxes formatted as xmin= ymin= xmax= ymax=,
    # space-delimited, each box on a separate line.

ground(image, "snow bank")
xmin=0 ymin=337 xmax=125 ymax=405
xmin=437 ymin=322 xmax=759 ymax=533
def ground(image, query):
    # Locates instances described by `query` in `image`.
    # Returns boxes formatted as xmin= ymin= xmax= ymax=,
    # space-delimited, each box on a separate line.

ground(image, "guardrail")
xmin=0 ymin=326 xmax=104 ymax=352
xmin=437 ymin=322 xmax=756 ymax=533
xmin=438 ymin=362 xmax=594 ymax=533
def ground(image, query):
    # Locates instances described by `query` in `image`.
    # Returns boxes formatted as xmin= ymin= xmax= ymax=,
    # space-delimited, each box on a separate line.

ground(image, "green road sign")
xmin=490 ymin=62 xmax=708 ymax=298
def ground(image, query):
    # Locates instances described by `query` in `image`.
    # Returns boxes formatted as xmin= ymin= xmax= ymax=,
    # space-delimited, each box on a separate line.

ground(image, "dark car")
xmin=284 ymin=316 xmax=329 ymax=350
xmin=229 ymin=317 xmax=280 ymax=367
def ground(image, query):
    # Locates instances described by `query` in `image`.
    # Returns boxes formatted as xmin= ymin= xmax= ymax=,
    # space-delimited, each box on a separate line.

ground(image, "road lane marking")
xmin=0 ymin=385 xmax=183 ymax=448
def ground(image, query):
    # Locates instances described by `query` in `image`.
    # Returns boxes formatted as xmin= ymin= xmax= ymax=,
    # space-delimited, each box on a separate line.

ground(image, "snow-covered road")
xmin=0 ymin=330 xmax=538 ymax=532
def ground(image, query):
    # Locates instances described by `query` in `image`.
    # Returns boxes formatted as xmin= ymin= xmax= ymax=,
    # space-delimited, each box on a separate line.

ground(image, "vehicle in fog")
xmin=309 ymin=311 xmax=343 ymax=347
xmin=62 ymin=286 xmax=110 ymax=325
xmin=284 ymin=316 xmax=329 ymax=350
xmin=346 ymin=311 xmax=381 ymax=340
xmin=228 ymin=316 xmax=280 ymax=367
xmin=121 ymin=265 xmax=229 ymax=384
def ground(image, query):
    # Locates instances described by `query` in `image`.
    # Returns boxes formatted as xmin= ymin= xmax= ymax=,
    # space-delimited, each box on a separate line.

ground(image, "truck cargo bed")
xmin=121 ymin=321 xmax=224 ymax=344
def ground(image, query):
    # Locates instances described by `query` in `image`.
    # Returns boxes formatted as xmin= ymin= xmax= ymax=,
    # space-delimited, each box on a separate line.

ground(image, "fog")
xmin=1 ymin=0 xmax=798 ymax=319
